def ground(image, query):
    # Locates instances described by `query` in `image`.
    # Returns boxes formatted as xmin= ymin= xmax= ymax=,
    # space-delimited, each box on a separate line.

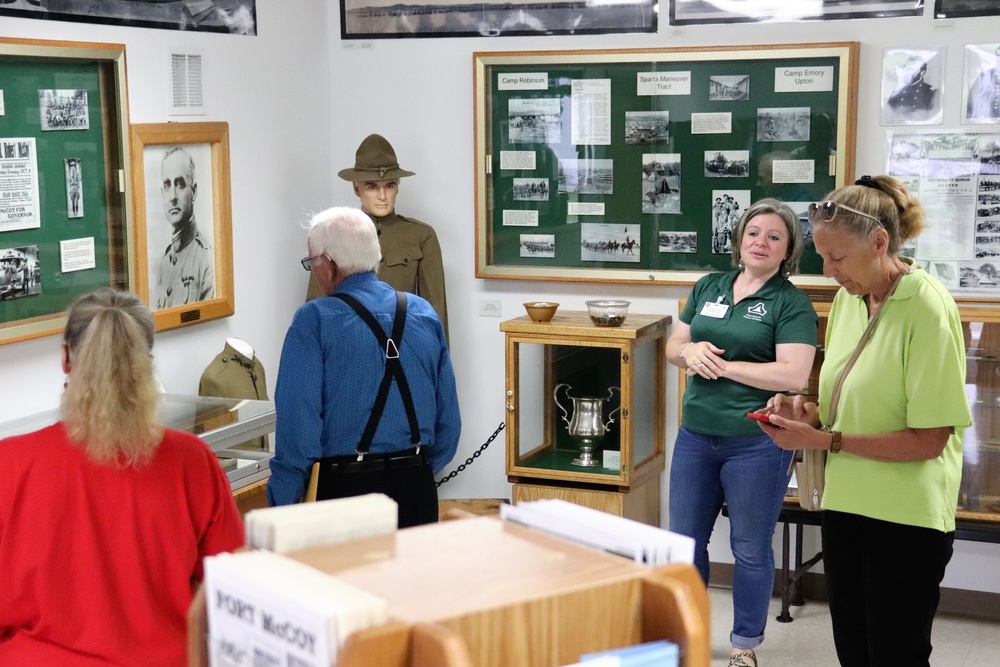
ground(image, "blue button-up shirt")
xmin=267 ymin=271 xmax=461 ymax=506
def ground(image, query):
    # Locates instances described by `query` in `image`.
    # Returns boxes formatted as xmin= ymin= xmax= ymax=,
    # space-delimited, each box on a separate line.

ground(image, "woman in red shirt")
xmin=0 ymin=289 xmax=245 ymax=666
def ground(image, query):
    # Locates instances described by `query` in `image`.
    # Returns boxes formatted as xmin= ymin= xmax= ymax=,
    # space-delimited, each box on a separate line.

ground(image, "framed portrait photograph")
xmin=130 ymin=122 xmax=234 ymax=332
xmin=962 ymin=44 xmax=1000 ymax=125
xmin=880 ymin=47 xmax=944 ymax=126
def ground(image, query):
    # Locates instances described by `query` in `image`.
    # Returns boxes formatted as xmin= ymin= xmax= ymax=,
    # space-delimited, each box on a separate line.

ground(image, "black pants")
xmin=821 ymin=509 xmax=954 ymax=667
xmin=314 ymin=448 xmax=438 ymax=528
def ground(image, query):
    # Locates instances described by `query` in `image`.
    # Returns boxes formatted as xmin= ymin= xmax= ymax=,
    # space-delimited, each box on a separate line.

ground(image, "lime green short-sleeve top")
xmin=680 ymin=270 xmax=818 ymax=436
xmin=820 ymin=267 xmax=971 ymax=532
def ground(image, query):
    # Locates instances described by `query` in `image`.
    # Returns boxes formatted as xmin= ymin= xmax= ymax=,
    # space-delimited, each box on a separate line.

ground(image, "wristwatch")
xmin=829 ymin=430 xmax=843 ymax=453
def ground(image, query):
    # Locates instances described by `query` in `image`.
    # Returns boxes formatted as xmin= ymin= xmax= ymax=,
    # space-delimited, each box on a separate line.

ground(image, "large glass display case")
xmin=0 ymin=394 xmax=275 ymax=495
xmin=960 ymin=319 xmax=1000 ymax=528
xmin=501 ymin=311 xmax=670 ymax=525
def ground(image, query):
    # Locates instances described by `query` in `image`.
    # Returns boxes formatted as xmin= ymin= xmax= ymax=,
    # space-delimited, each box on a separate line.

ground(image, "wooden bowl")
xmin=523 ymin=301 xmax=559 ymax=322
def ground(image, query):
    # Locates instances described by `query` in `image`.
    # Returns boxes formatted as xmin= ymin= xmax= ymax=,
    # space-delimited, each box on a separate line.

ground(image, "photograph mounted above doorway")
xmin=669 ymin=0 xmax=923 ymax=26
xmin=0 ymin=0 xmax=256 ymax=35
xmin=341 ymin=0 xmax=656 ymax=39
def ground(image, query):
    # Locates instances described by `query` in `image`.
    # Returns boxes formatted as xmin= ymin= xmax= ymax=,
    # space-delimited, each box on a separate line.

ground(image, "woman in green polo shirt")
xmin=762 ymin=175 xmax=971 ymax=667
xmin=667 ymin=198 xmax=818 ymax=667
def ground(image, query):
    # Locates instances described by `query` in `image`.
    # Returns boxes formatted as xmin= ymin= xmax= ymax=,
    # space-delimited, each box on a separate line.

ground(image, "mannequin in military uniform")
xmin=155 ymin=147 xmax=214 ymax=310
xmin=307 ymin=134 xmax=448 ymax=341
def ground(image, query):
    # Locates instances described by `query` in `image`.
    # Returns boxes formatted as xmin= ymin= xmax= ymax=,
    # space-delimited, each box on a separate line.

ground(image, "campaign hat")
xmin=337 ymin=134 xmax=415 ymax=181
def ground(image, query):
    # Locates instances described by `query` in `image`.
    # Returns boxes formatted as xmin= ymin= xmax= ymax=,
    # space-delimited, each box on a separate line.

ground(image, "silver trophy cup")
xmin=554 ymin=383 xmax=621 ymax=467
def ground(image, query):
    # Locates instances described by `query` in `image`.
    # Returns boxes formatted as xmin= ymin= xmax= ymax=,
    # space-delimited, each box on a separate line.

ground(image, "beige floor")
xmin=707 ymin=586 xmax=1000 ymax=667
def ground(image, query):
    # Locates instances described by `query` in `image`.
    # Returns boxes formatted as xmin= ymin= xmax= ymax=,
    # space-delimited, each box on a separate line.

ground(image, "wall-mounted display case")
xmin=501 ymin=311 xmax=670 ymax=525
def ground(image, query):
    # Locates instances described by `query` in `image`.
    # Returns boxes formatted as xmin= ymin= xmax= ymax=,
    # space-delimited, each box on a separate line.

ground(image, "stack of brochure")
xmin=244 ymin=493 xmax=397 ymax=553
xmin=204 ymin=549 xmax=389 ymax=667
xmin=562 ymin=640 xmax=678 ymax=666
xmin=500 ymin=499 xmax=695 ymax=566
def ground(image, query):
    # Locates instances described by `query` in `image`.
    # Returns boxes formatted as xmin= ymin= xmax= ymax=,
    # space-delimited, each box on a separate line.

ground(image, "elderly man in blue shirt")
xmin=268 ymin=206 xmax=460 ymax=526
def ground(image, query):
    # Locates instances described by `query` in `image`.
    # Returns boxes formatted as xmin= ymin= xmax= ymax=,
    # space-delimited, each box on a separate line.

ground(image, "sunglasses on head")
xmin=807 ymin=201 xmax=883 ymax=226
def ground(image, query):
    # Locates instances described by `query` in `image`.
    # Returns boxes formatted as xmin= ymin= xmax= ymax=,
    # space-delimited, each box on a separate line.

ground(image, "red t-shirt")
xmin=0 ymin=423 xmax=245 ymax=666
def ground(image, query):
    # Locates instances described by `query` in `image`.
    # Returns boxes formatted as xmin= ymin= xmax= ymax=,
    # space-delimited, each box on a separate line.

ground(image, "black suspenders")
xmin=331 ymin=291 xmax=421 ymax=458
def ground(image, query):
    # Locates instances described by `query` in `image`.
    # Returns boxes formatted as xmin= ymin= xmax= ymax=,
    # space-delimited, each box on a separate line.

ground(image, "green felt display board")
xmin=474 ymin=44 xmax=858 ymax=287
xmin=0 ymin=39 xmax=129 ymax=344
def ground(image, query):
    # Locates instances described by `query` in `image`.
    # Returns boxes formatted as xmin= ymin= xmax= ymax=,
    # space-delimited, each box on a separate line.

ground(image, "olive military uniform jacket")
xmin=307 ymin=210 xmax=449 ymax=341
xmin=156 ymin=217 xmax=214 ymax=310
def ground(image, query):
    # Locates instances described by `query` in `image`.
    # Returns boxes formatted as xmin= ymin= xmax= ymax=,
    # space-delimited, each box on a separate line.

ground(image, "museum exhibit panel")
xmin=502 ymin=310 xmax=670 ymax=525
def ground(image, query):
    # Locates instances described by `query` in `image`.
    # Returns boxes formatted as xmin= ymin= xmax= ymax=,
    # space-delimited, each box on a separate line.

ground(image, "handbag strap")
xmin=332 ymin=291 xmax=422 ymax=455
xmin=825 ymin=267 xmax=908 ymax=429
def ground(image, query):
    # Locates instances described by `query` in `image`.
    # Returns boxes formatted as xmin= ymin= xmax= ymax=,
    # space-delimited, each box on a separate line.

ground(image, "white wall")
xmin=320 ymin=9 xmax=1000 ymax=595
xmin=1 ymin=3 xmax=997 ymax=594
xmin=1 ymin=1 xmax=333 ymax=415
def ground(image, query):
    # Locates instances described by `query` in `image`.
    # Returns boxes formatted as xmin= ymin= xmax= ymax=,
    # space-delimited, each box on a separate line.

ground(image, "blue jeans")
xmin=669 ymin=426 xmax=793 ymax=650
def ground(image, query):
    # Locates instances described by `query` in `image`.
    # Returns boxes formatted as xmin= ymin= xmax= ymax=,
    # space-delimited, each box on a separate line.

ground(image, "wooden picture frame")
xmin=474 ymin=43 xmax=859 ymax=292
xmin=130 ymin=122 xmax=234 ymax=332
xmin=0 ymin=37 xmax=131 ymax=346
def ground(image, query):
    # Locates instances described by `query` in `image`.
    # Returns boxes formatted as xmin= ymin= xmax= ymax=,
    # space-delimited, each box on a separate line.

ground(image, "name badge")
xmin=700 ymin=300 xmax=729 ymax=318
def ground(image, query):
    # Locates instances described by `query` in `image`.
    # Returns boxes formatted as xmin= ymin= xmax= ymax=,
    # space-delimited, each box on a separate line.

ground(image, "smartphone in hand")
xmin=746 ymin=411 xmax=774 ymax=424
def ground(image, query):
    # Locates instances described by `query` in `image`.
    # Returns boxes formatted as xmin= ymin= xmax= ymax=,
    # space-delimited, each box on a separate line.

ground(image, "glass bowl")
xmin=523 ymin=301 xmax=559 ymax=322
xmin=585 ymin=299 xmax=630 ymax=327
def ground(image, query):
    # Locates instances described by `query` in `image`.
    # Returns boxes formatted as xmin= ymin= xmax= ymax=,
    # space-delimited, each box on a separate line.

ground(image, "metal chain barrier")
xmin=436 ymin=421 xmax=505 ymax=487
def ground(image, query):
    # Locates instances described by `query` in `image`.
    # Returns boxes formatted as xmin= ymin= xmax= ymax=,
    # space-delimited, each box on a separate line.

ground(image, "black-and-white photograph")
xmin=978 ymin=139 xmax=1000 ymax=176
xmin=65 ymin=158 xmax=83 ymax=219
xmin=558 ymin=158 xmax=614 ymax=195
xmin=787 ymin=201 xmax=815 ymax=250
xmin=641 ymin=153 xmax=681 ymax=214
xmin=658 ymin=231 xmax=697 ymax=253
xmin=0 ymin=1 xmax=256 ymax=35
xmin=965 ymin=44 xmax=1000 ymax=124
xmin=922 ymin=259 xmax=958 ymax=289
xmin=976 ymin=204 xmax=1000 ymax=219
xmin=757 ymin=107 xmax=811 ymax=142
xmin=625 ymin=111 xmax=669 ymax=145
xmin=881 ymin=47 xmax=943 ymax=126
xmin=709 ymin=75 xmax=750 ymax=101
xmin=580 ymin=223 xmax=640 ymax=262
xmin=934 ymin=0 xmax=1000 ymax=19
xmin=143 ymin=143 xmax=216 ymax=311
xmin=513 ymin=177 xmax=550 ymax=201
xmin=888 ymin=138 xmax=924 ymax=176
xmin=711 ymin=190 xmax=751 ymax=254
xmin=39 ymin=89 xmax=89 ymax=131
xmin=977 ymin=218 xmax=1000 ymax=233
xmin=981 ymin=177 xmax=1000 ymax=192
xmin=670 ymin=0 xmax=923 ymax=26
xmin=704 ymin=150 xmax=750 ymax=178
xmin=960 ymin=261 xmax=1000 ymax=290
xmin=0 ymin=245 xmax=41 ymax=301
xmin=975 ymin=233 xmax=1000 ymax=252
xmin=979 ymin=191 xmax=1000 ymax=207
xmin=520 ymin=233 xmax=555 ymax=258
xmin=509 ymin=98 xmax=562 ymax=144
xmin=342 ymin=0 xmax=655 ymax=39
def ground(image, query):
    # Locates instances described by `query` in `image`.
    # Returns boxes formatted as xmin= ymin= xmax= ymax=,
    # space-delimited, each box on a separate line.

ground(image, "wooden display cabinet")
xmin=189 ymin=515 xmax=711 ymax=667
xmin=500 ymin=311 xmax=671 ymax=525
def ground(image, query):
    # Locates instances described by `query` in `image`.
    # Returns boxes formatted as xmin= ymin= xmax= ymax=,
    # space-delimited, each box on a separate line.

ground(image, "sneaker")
xmin=729 ymin=649 xmax=757 ymax=667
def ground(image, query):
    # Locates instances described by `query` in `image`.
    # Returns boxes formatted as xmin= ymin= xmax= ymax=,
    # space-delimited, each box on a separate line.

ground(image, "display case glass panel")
xmin=0 ymin=394 xmax=275 ymax=491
